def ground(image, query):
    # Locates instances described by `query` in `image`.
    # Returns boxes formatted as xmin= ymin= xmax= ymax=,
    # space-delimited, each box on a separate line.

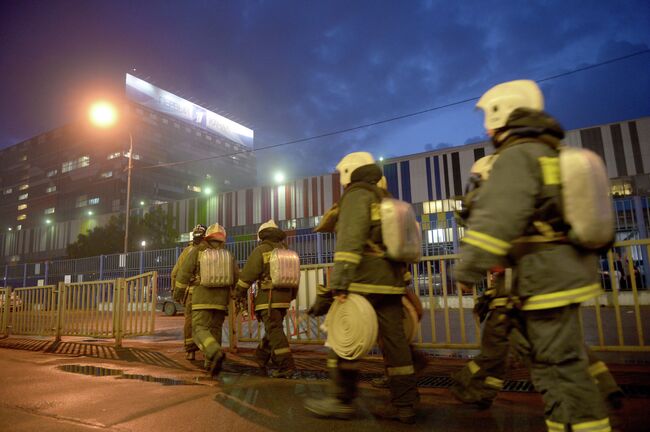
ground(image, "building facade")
xmin=0 ymin=75 xmax=256 ymax=262
xmin=1 ymin=116 xmax=649 ymax=264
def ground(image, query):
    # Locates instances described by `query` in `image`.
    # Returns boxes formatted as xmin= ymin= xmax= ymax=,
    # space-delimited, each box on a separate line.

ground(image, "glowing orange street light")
xmin=89 ymin=101 xmax=118 ymax=128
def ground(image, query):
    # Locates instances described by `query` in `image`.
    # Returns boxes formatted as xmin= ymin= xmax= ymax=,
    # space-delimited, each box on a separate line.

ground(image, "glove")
xmin=173 ymin=286 xmax=186 ymax=303
xmin=307 ymin=295 xmax=334 ymax=317
xmin=473 ymin=295 xmax=490 ymax=323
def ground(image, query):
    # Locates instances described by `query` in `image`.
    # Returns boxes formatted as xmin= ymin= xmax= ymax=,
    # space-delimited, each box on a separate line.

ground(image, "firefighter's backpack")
xmin=199 ymin=248 xmax=235 ymax=287
xmin=379 ymin=198 xmax=422 ymax=264
xmin=269 ymin=248 xmax=300 ymax=288
xmin=558 ymin=146 xmax=614 ymax=250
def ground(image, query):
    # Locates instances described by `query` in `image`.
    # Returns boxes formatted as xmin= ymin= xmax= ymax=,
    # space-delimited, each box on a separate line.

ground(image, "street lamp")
xmin=89 ymin=101 xmax=134 ymax=256
xmin=274 ymin=171 xmax=285 ymax=184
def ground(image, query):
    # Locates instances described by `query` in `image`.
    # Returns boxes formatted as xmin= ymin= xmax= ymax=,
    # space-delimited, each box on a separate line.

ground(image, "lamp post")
xmin=89 ymin=101 xmax=134 ymax=255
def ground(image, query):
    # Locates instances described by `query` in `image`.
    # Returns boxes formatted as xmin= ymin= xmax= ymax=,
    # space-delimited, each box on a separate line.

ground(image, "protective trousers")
xmin=256 ymin=309 xmax=294 ymax=369
xmin=520 ymin=305 xmax=610 ymax=432
xmin=192 ymin=308 xmax=226 ymax=363
xmin=330 ymin=294 xmax=418 ymax=407
xmin=451 ymin=305 xmax=511 ymax=404
xmin=184 ymin=290 xmax=198 ymax=353
xmin=452 ymin=307 xmax=621 ymax=410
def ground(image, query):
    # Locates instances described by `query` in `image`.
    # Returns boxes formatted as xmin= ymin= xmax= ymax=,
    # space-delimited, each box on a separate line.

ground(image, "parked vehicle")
xmin=156 ymin=294 xmax=184 ymax=316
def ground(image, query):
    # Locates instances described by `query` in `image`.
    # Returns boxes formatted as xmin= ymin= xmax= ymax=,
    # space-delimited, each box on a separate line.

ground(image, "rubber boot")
xmin=304 ymin=397 xmax=355 ymax=420
xmin=372 ymin=402 xmax=416 ymax=424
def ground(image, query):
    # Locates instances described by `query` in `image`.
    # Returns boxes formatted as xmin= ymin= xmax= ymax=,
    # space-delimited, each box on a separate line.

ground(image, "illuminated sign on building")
xmin=125 ymin=74 xmax=254 ymax=148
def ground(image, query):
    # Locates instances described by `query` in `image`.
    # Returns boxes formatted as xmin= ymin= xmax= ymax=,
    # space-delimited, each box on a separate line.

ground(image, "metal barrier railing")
xmin=0 ymin=287 xmax=9 ymax=336
xmin=235 ymin=240 xmax=650 ymax=353
xmin=11 ymin=285 xmax=58 ymax=336
xmin=2 ymin=272 xmax=157 ymax=347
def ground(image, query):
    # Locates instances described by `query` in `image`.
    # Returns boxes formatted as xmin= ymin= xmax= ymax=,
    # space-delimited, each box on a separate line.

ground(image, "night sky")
xmin=1 ymin=0 xmax=649 ymax=184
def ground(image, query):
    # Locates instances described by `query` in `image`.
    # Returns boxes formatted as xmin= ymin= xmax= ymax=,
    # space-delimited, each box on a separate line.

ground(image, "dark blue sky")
xmin=1 ymin=0 xmax=649 ymax=183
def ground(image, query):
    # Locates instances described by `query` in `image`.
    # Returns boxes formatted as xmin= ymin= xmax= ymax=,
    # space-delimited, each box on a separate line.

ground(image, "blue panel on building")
xmin=400 ymin=161 xmax=412 ymax=203
xmin=383 ymin=163 xmax=400 ymax=198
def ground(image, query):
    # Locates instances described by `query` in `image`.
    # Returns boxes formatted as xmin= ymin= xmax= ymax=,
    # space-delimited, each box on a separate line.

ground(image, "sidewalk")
xmin=1 ymin=314 xmax=649 ymax=431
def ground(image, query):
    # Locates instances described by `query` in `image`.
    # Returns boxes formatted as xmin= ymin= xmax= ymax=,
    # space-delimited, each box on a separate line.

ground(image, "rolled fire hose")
xmin=402 ymin=296 xmax=420 ymax=342
xmin=323 ymin=293 xmax=378 ymax=360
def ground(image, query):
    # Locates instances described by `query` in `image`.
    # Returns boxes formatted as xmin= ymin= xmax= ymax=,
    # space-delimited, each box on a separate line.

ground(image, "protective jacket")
xmin=176 ymin=241 xmax=238 ymax=311
xmin=172 ymin=244 xmax=194 ymax=300
xmin=454 ymin=110 xmax=602 ymax=310
xmin=331 ymin=165 xmax=408 ymax=295
xmin=237 ymin=228 xmax=294 ymax=311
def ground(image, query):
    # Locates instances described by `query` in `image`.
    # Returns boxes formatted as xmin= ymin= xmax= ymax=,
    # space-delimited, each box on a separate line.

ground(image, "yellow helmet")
xmin=204 ymin=223 xmax=226 ymax=242
xmin=476 ymin=80 xmax=543 ymax=131
xmin=336 ymin=152 xmax=375 ymax=186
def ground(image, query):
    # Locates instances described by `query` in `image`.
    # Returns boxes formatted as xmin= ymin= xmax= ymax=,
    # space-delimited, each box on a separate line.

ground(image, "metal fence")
xmin=0 ymin=272 xmax=157 ymax=347
xmin=236 ymin=240 xmax=650 ymax=353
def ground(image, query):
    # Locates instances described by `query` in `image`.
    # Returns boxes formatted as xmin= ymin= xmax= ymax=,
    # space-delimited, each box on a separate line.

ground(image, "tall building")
xmin=0 ymin=74 xmax=256 ymax=262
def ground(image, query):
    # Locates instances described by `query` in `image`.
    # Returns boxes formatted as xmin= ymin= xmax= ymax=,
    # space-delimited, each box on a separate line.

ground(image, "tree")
xmin=66 ymin=208 xmax=180 ymax=258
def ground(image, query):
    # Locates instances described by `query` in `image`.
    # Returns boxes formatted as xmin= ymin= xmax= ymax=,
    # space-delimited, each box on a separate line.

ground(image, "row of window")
xmin=62 ymin=156 xmax=89 ymax=173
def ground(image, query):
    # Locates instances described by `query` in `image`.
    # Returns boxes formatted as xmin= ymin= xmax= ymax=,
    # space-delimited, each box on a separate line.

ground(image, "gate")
xmin=1 ymin=272 xmax=157 ymax=347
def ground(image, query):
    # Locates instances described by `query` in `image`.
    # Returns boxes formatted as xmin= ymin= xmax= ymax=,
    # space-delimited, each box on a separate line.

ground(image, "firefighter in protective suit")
xmin=450 ymin=158 xmax=622 ymax=411
xmin=175 ymin=223 xmax=238 ymax=377
xmin=454 ymin=80 xmax=611 ymax=431
xmin=304 ymin=152 xmax=418 ymax=424
xmin=171 ymin=224 xmax=206 ymax=360
xmin=235 ymin=220 xmax=296 ymax=378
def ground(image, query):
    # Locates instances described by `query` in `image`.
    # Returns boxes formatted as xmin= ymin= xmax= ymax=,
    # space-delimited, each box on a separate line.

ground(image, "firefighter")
xmin=175 ymin=223 xmax=237 ymax=377
xmin=454 ymin=79 xmax=611 ymax=431
xmin=235 ymin=220 xmax=296 ymax=378
xmin=171 ymin=224 xmax=206 ymax=361
xmin=450 ymin=158 xmax=622 ymax=410
xmin=304 ymin=152 xmax=419 ymax=424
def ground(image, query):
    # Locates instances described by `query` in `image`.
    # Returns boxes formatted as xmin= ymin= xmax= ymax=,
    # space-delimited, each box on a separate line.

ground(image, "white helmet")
xmin=258 ymin=219 xmax=278 ymax=239
xmin=470 ymin=155 xmax=497 ymax=181
xmin=476 ymin=80 xmax=544 ymax=131
xmin=336 ymin=152 xmax=375 ymax=186
xmin=204 ymin=223 xmax=227 ymax=242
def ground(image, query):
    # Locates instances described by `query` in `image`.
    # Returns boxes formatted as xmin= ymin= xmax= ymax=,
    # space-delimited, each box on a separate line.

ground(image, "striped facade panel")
xmin=320 ymin=176 xmax=325 ymax=215
xmin=253 ymin=187 xmax=262 ymax=224
xmin=277 ymin=186 xmax=286 ymax=221
xmin=332 ymin=172 xmax=342 ymax=203
xmin=294 ymin=181 xmax=303 ymax=220
xmin=400 ymin=161 xmax=412 ymax=202
xmin=459 ymin=149 xmax=475 ymax=194
xmin=632 ymin=119 xmax=650 ymax=173
xmin=425 ymin=157 xmax=434 ymax=201
xmin=311 ymin=177 xmax=319 ymax=217
xmin=600 ymin=125 xmax=619 ymax=178
xmin=442 ymin=154 xmax=451 ymax=199
xmin=409 ymin=158 xmax=429 ymax=204
xmin=323 ymin=175 xmax=333 ymax=212
xmin=237 ymin=190 xmax=246 ymax=226
xmin=433 ymin=156 xmax=442 ymax=199
xmin=610 ymin=124 xmax=627 ymax=177
xmin=302 ymin=179 xmax=310 ymax=219
xmin=383 ymin=163 xmax=399 ymax=198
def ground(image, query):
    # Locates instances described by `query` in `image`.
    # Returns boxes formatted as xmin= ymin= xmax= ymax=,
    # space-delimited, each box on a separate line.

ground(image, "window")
xmin=88 ymin=197 xmax=100 ymax=205
xmin=47 ymin=169 xmax=58 ymax=177
xmin=18 ymin=193 xmax=28 ymax=200
xmin=422 ymin=199 xmax=462 ymax=214
xmin=62 ymin=155 xmax=90 ymax=173
xmin=187 ymin=185 xmax=202 ymax=193
xmin=76 ymin=195 xmax=87 ymax=208
xmin=107 ymin=152 xmax=121 ymax=160
xmin=100 ymin=171 xmax=113 ymax=178
xmin=16 ymin=214 xmax=26 ymax=221
xmin=46 ymin=185 xmax=56 ymax=193
xmin=17 ymin=204 xmax=27 ymax=211
xmin=44 ymin=207 xmax=55 ymax=214
xmin=20 ymin=155 xmax=27 ymax=161
xmin=18 ymin=184 xmax=29 ymax=191
xmin=3 ymin=188 xmax=12 ymax=195
xmin=16 ymin=225 xmax=22 ymax=231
